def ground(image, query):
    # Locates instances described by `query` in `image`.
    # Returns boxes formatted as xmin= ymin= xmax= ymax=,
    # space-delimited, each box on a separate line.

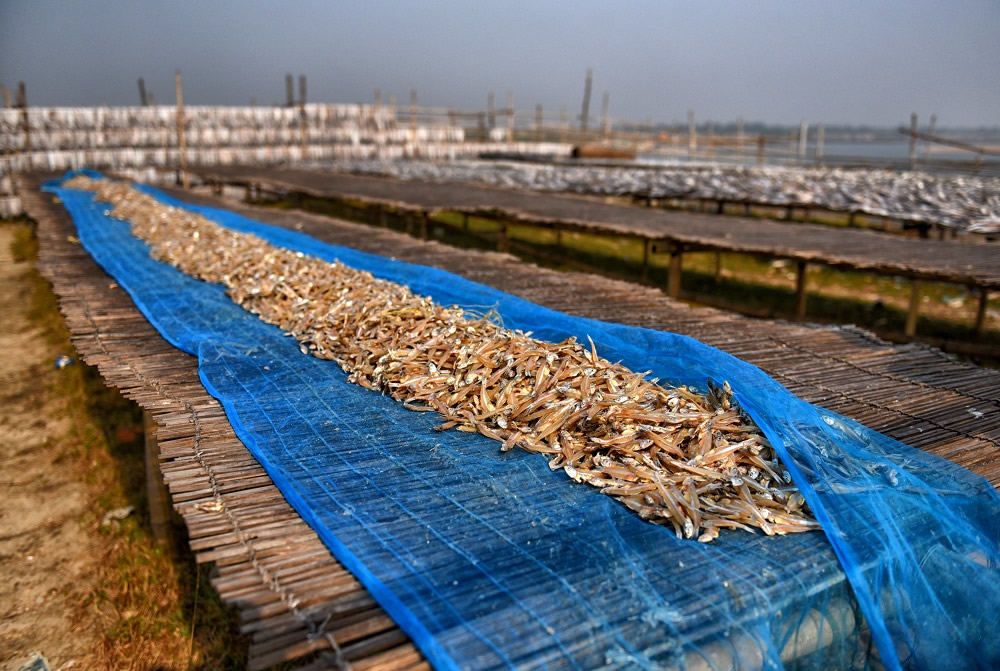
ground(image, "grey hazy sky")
xmin=2 ymin=0 xmax=998 ymax=127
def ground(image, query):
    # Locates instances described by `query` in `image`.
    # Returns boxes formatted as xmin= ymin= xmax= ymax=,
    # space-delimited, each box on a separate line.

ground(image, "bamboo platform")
xmin=194 ymin=166 xmax=1000 ymax=291
xmin=20 ymin=174 xmax=1000 ymax=670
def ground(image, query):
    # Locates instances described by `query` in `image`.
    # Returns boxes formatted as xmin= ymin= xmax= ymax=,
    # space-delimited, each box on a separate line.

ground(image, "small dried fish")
xmin=65 ymin=175 xmax=819 ymax=541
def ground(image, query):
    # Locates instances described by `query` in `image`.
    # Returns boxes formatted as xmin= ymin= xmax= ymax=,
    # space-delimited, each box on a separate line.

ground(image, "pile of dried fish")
xmin=327 ymin=158 xmax=1000 ymax=234
xmin=66 ymin=175 xmax=818 ymax=542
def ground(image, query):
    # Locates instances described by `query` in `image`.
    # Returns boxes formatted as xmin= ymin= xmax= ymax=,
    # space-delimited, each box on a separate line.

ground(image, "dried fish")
xmin=65 ymin=175 xmax=820 ymax=541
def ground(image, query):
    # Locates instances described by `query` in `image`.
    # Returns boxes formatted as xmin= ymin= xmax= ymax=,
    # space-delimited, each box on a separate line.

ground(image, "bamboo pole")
xmin=975 ymin=289 xmax=989 ymax=338
xmin=175 ymin=70 xmax=189 ymax=189
xmin=285 ymin=73 xmax=294 ymax=107
xmin=908 ymin=113 xmax=918 ymax=169
xmin=688 ymin=110 xmax=696 ymax=156
xmin=600 ymin=92 xmax=610 ymax=142
xmin=488 ymin=92 xmax=495 ymax=130
xmin=299 ymin=74 xmax=307 ymax=156
xmin=794 ymin=261 xmax=808 ymax=317
xmin=138 ymin=77 xmax=148 ymax=106
xmin=580 ymin=68 xmax=593 ymax=135
xmin=144 ymin=412 xmax=171 ymax=548
xmin=668 ymin=244 xmax=683 ymax=298
xmin=506 ymin=92 xmax=514 ymax=140
xmin=18 ymin=82 xmax=31 ymax=169
xmin=0 ymin=83 xmax=11 ymax=108
xmin=410 ymin=89 xmax=417 ymax=137
xmin=905 ymin=280 xmax=921 ymax=336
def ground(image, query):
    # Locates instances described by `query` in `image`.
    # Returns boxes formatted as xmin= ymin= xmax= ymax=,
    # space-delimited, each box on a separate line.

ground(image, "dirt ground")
xmin=0 ymin=224 xmax=101 ymax=670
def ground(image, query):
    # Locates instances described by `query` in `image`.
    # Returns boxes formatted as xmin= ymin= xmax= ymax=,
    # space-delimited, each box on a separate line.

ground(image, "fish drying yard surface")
xmin=22 ymin=169 xmax=1000 ymax=670
xmin=326 ymin=159 xmax=1000 ymax=235
xmin=197 ymin=165 xmax=1000 ymax=290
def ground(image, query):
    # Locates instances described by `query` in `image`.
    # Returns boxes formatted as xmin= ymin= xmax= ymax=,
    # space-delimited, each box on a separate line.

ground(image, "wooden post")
xmin=794 ymin=261 xmax=808 ymax=317
xmin=667 ymin=244 xmax=683 ymax=298
xmin=175 ymin=71 xmax=189 ymax=189
xmin=17 ymin=82 xmax=30 ymax=168
xmin=688 ymin=109 xmax=696 ymax=157
xmin=974 ymin=289 xmax=989 ymax=338
xmin=555 ymin=223 xmax=563 ymax=247
xmin=299 ymin=74 xmax=308 ymax=157
xmin=908 ymin=113 xmax=918 ymax=170
xmin=905 ymin=279 xmax=921 ymax=336
xmin=498 ymin=221 xmax=509 ymax=253
xmin=922 ymin=114 xmax=937 ymax=160
xmin=144 ymin=412 xmax=171 ymax=548
xmin=757 ymin=134 xmax=765 ymax=164
xmin=420 ymin=211 xmax=429 ymax=240
xmin=506 ymin=91 xmax=514 ymax=141
xmin=410 ymin=89 xmax=417 ymax=138
xmin=138 ymin=77 xmax=148 ymax=106
xmin=816 ymin=124 xmax=825 ymax=163
xmin=285 ymin=73 xmax=294 ymax=107
xmin=580 ymin=68 xmax=593 ymax=135
xmin=378 ymin=205 xmax=388 ymax=228
xmin=477 ymin=112 xmax=486 ymax=141
xmin=0 ymin=83 xmax=10 ymax=108
xmin=641 ymin=238 xmax=651 ymax=282
xmin=488 ymin=92 xmax=495 ymax=130
xmin=535 ymin=104 xmax=543 ymax=142
xmin=600 ymin=92 xmax=610 ymax=142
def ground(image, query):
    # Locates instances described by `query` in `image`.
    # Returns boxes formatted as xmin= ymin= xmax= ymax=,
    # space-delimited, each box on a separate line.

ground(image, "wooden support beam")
xmin=906 ymin=280 xmax=922 ymax=336
xmin=175 ymin=71 xmax=188 ymax=189
xmin=420 ymin=211 xmax=429 ymax=240
xmin=975 ymin=289 xmax=989 ymax=338
xmin=667 ymin=244 xmax=683 ymax=298
xmin=498 ymin=222 xmax=509 ymax=253
xmin=378 ymin=205 xmax=388 ymax=228
xmin=794 ymin=261 xmax=808 ymax=317
xmin=144 ymin=412 xmax=171 ymax=548
xmin=641 ymin=238 xmax=651 ymax=283
xmin=714 ymin=252 xmax=723 ymax=283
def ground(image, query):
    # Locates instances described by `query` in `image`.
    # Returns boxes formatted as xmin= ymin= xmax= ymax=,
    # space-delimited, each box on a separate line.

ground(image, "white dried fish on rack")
xmin=65 ymin=175 xmax=820 ymax=542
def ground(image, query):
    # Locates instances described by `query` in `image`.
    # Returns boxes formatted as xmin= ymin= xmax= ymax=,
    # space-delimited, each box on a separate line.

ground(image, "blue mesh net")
xmin=46 ymin=171 xmax=1000 ymax=671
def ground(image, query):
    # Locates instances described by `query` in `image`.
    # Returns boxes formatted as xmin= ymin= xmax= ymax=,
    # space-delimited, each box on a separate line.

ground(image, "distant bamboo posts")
xmin=137 ymin=77 xmax=148 ymax=106
xmin=488 ymin=92 xmax=495 ymax=130
xmin=908 ymin=113 xmax=918 ymax=170
xmin=816 ymin=124 xmax=825 ymax=163
xmin=798 ymin=120 xmax=808 ymax=160
xmin=285 ymin=73 xmax=294 ymax=107
xmin=175 ymin=70 xmax=188 ymax=189
xmin=0 ymin=83 xmax=11 ymax=108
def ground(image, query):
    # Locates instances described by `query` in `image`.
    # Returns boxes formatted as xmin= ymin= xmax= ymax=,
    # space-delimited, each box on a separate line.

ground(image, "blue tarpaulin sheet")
xmin=47 ymin=172 xmax=1000 ymax=670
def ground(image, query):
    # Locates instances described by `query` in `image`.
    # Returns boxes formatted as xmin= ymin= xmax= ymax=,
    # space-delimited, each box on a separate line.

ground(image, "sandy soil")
xmin=0 ymin=225 xmax=100 ymax=671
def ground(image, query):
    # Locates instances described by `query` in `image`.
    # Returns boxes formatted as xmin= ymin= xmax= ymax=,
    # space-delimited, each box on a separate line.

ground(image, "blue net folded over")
xmin=47 ymin=172 xmax=1000 ymax=671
